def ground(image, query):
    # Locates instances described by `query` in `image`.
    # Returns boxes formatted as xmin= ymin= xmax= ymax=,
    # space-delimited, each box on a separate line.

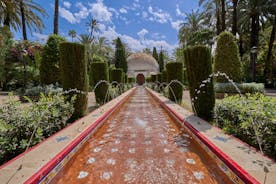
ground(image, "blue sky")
xmin=14 ymin=0 xmax=199 ymax=53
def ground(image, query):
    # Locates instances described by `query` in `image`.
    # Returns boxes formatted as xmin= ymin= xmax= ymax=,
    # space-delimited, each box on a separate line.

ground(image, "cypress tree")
xmin=152 ymin=47 xmax=158 ymax=61
xmin=166 ymin=62 xmax=183 ymax=103
xmin=214 ymin=31 xmax=242 ymax=82
xmin=60 ymin=42 xmax=88 ymax=119
xmin=40 ymin=34 xmax=66 ymax=85
xmin=184 ymin=45 xmax=215 ymax=121
xmin=158 ymin=51 xmax=164 ymax=72
xmin=114 ymin=37 xmax=127 ymax=73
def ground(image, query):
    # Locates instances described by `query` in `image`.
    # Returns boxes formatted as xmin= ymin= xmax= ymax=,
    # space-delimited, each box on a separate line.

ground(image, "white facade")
xmin=127 ymin=53 xmax=159 ymax=78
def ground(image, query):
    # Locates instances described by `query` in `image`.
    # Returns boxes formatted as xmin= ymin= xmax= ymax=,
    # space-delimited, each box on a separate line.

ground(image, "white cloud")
xmin=109 ymin=8 xmax=119 ymax=18
xmin=171 ymin=20 xmax=182 ymax=31
xmin=176 ymin=4 xmax=185 ymax=17
xmin=152 ymin=32 xmax=166 ymax=40
xmin=89 ymin=0 xmax=112 ymax=22
xmin=147 ymin=6 xmax=171 ymax=24
xmin=59 ymin=7 xmax=78 ymax=23
xmin=33 ymin=32 xmax=48 ymax=42
xmin=142 ymin=11 xmax=148 ymax=18
xmin=137 ymin=28 xmax=148 ymax=39
xmin=119 ymin=8 xmax=127 ymax=14
xmin=63 ymin=1 xmax=71 ymax=9
xmin=74 ymin=2 xmax=89 ymax=20
xmin=98 ymin=26 xmax=176 ymax=54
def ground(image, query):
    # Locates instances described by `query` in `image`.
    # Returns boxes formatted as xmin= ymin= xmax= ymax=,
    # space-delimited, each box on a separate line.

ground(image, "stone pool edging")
xmin=0 ymin=88 xmax=136 ymax=184
xmin=146 ymin=87 xmax=260 ymax=184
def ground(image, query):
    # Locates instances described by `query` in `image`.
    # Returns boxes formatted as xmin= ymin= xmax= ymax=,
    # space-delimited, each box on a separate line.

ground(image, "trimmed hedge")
xmin=91 ymin=62 xmax=109 ymax=104
xmin=40 ymin=34 xmax=66 ymax=85
xmin=128 ymin=77 xmax=135 ymax=83
xmin=60 ymin=42 xmax=88 ymax=119
xmin=214 ymin=94 xmax=276 ymax=159
xmin=166 ymin=62 xmax=183 ymax=103
xmin=214 ymin=31 xmax=242 ymax=82
xmin=215 ymin=82 xmax=264 ymax=94
xmin=151 ymin=74 xmax=158 ymax=82
xmin=184 ymin=45 xmax=215 ymax=121
xmin=110 ymin=68 xmax=123 ymax=84
xmin=161 ymin=70 xmax=167 ymax=83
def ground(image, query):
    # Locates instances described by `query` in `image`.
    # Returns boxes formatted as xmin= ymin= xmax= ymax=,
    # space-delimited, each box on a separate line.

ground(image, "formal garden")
xmin=0 ymin=0 xmax=275 ymax=168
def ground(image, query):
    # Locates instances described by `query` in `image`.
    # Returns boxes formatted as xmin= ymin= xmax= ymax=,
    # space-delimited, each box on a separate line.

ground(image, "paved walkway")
xmin=265 ymin=88 xmax=276 ymax=98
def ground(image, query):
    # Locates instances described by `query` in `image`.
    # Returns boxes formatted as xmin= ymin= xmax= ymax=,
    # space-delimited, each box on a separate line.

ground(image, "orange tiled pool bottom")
xmin=51 ymin=87 xmax=233 ymax=184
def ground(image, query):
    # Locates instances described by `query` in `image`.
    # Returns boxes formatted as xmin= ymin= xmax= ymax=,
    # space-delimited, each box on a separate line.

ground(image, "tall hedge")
xmin=40 ymin=34 xmax=66 ymax=85
xmin=184 ymin=45 xmax=215 ymax=121
xmin=60 ymin=42 xmax=88 ymax=119
xmin=151 ymin=74 xmax=158 ymax=82
xmin=161 ymin=70 xmax=167 ymax=83
xmin=89 ymin=56 xmax=104 ymax=87
xmin=91 ymin=62 xmax=109 ymax=104
xmin=110 ymin=68 xmax=123 ymax=84
xmin=214 ymin=31 xmax=242 ymax=82
xmin=166 ymin=62 xmax=183 ymax=103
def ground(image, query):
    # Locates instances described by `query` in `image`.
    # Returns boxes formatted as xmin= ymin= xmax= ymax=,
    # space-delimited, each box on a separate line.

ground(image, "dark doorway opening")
xmin=136 ymin=73 xmax=145 ymax=85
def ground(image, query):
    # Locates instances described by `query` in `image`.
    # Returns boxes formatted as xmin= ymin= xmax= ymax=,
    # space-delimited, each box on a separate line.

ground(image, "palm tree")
xmin=19 ymin=0 xmax=47 ymax=40
xmin=68 ymin=30 xmax=76 ymax=41
xmin=178 ymin=9 xmax=214 ymax=46
xmin=0 ymin=0 xmax=21 ymax=31
xmin=199 ymin=0 xmax=222 ymax=35
xmin=239 ymin=0 xmax=272 ymax=81
xmin=0 ymin=0 xmax=46 ymax=40
xmin=86 ymin=18 xmax=99 ymax=42
xmin=232 ymin=0 xmax=239 ymax=35
xmin=53 ymin=0 xmax=58 ymax=34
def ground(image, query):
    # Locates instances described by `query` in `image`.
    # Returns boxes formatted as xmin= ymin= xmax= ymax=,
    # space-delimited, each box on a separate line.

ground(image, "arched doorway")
xmin=136 ymin=73 xmax=145 ymax=85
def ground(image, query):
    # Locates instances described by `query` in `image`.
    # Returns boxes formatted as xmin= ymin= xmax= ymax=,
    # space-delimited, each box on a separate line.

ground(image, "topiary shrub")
xmin=157 ymin=73 xmax=162 ymax=83
xmin=161 ymin=70 xmax=167 ymax=83
xmin=90 ymin=62 xmax=109 ymax=104
xmin=214 ymin=31 xmax=242 ymax=82
xmin=166 ymin=62 xmax=183 ymax=103
xmin=128 ymin=77 xmax=135 ymax=83
xmin=184 ymin=45 xmax=215 ymax=121
xmin=60 ymin=42 xmax=88 ymax=119
xmin=40 ymin=34 xmax=66 ymax=85
xmin=110 ymin=68 xmax=124 ymax=93
xmin=151 ymin=74 xmax=158 ymax=82
xmin=110 ymin=68 xmax=123 ymax=84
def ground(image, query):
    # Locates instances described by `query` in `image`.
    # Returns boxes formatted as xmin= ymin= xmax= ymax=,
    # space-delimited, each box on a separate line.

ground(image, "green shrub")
xmin=20 ymin=84 xmax=62 ymax=102
xmin=214 ymin=93 xmax=276 ymax=159
xmin=166 ymin=62 xmax=183 ymax=103
xmin=93 ymin=55 xmax=104 ymax=62
xmin=146 ymin=77 xmax=151 ymax=83
xmin=90 ymin=62 xmax=109 ymax=104
xmin=128 ymin=77 xmax=135 ymax=83
xmin=110 ymin=68 xmax=123 ymax=84
xmin=161 ymin=70 xmax=167 ymax=83
xmin=215 ymin=82 xmax=264 ymax=94
xmin=40 ymin=34 xmax=66 ymax=85
xmin=151 ymin=74 xmax=158 ymax=82
xmin=110 ymin=68 xmax=124 ymax=93
xmin=184 ymin=45 xmax=215 ymax=120
xmin=0 ymin=94 xmax=75 ymax=165
xmin=214 ymin=31 xmax=242 ymax=82
xmin=60 ymin=42 xmax=88 ymax=119
xmin=157 ymin=74 xmax=162 ymax=83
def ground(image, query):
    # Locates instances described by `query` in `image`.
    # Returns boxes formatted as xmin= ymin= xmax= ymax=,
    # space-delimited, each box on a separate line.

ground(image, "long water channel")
xmin=51 ymin=87 xmax=233 ymax=184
